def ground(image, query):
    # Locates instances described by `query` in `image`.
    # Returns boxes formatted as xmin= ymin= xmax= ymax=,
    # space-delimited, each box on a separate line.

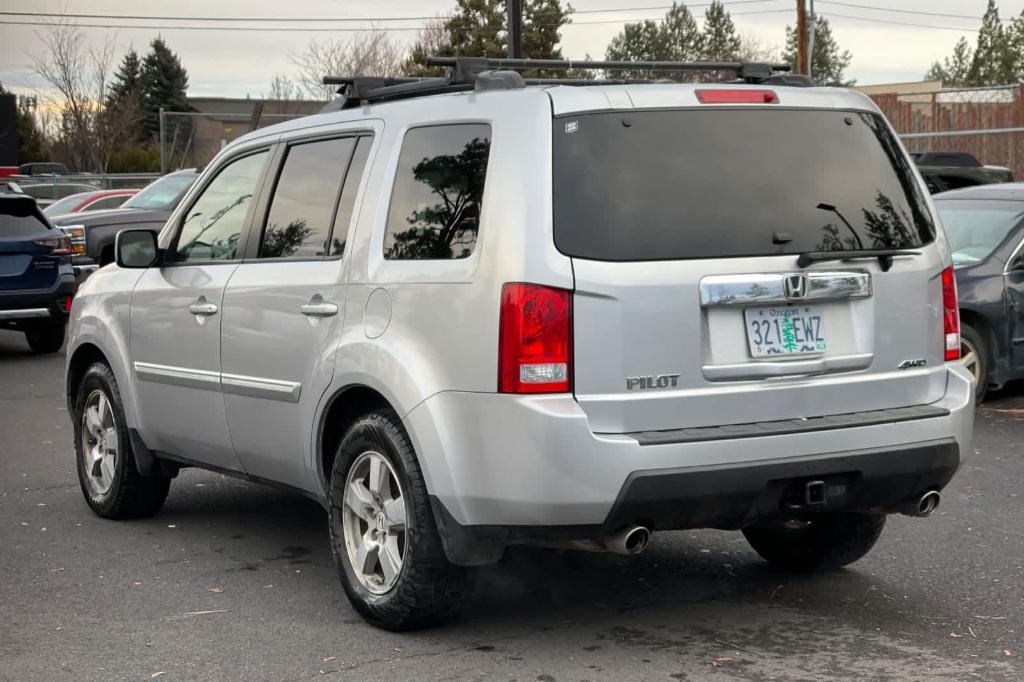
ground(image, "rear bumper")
xmin=0 ymin=271 xmax=76 ymax=325
xmin=405 ymin=364 xmax=975 ymax=564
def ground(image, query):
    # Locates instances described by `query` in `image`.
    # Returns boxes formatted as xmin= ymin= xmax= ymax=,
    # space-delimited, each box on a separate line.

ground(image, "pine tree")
xmin=139 ymin=37 xmax=189 ymax=140
xmin=968 ymin=0 xmax=1012 ymax=85
xmin=782 ymin=16 xmax=854 ymax=86
xmin=0 ymin=84 xmax=49 ymax=162
xmin=701 ymin=1 xmax=742 ymax=62
xmin=107 ymin=50 xmax=141 ymax=107
xmin=605 ymin=2 xmax=702 ymax=79
xmin=925 ymin=37 xmax=974 ymax=86
xmin=1006 ymin=10 xmax=1024 ymax=82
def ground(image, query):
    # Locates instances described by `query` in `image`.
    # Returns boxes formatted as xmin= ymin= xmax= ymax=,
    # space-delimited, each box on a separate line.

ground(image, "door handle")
xmin=300 ymin=301 xmax=339 ymax=317
xmin=189 ymin=299 xmax=219 ymax=316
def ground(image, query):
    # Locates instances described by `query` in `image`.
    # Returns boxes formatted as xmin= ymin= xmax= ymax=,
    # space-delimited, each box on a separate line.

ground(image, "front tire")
xmin=73 ymin=362 xmax=171 ymax=518
xmin=328 ymin=410 xmax=465 ymax=630
xmin=743 ymin=512 xmax=886 ymax=572
xmin=25 ymin=321 xmax=65 ymax=353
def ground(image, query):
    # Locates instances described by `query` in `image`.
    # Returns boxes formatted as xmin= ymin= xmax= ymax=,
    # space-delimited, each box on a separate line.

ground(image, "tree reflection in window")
xmin=815 ymin=190 xmax=919 ymax=252
xmin=384 ymin=125 xmax=491 ymax=260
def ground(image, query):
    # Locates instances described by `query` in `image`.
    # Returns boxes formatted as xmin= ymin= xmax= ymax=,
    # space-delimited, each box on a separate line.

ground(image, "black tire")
xmin=743 ymin=512 xmax=886 ymax=572
xmin=960 ymin=322 xmax=990 ymax=402
xmin=73 ymin=362 xmax=171 ymax=518
xmin=25 ymin=321 xmax=65 ymax=354
xmin=328 ymin=409 xmax=465 ymax=630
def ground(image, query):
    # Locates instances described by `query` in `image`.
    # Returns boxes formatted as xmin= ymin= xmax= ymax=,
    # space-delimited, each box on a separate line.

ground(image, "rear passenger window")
xmin=260 ymin=137 xmax=357 ymax=259
xmin=383 ymin=124 xmax=491 ymax=260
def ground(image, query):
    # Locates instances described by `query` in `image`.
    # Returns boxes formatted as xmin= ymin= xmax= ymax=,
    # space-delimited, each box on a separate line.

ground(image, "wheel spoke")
xmin=90 ymin=448 xmax=104 ymax=477
xmin=96 ymin=393 xmax=110 ymax=427
xmin=85 ymin=405 xmax=102 ymax=436
xmin=383 ymin=498 xmax=406 ymax=530
xmin=367 ymin=456 xmax=387 ymax=496
xmin=354 ymin=535 xmax=379 ymax=575
xmin=345 ymin=481 xmax=375 ymax=520
xmin=379 ymin=536 xmax=402 ymax=584
xmin=99 ymin=453 xmax=115 ymax=486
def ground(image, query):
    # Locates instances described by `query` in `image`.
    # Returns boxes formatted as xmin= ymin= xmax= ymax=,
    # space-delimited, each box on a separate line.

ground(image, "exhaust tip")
xmin=622 ymin=526 xmax=651 ymax=554
xmin=917 ymin=490 xmax=940 ymax=517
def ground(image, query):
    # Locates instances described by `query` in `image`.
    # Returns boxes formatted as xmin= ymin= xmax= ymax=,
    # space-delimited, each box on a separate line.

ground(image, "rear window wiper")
xmin=796 ymin=249 xmax=920 ymax=272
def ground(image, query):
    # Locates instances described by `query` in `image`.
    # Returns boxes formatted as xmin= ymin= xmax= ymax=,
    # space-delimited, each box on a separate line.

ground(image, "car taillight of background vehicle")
xmin=59 ymin=225 xmax=87 ymax=255
xmin=34 ymin=234 xmax=73 ymax=256
xmin=941 ymin=266 xmax=960 ymax=361
xmin=695 ymin=89 xmax=778 ymax=104
xmin=498 ymin=283 xmax=572 ymax=394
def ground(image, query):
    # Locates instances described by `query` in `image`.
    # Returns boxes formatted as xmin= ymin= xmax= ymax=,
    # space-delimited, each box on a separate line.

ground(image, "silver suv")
xmin=65 ymin=58 xmax=974 ymax=630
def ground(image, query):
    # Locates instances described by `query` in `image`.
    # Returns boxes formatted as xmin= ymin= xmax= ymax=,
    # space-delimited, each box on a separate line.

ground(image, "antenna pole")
xmin=507 ymin=0 xmax=523 ymax=59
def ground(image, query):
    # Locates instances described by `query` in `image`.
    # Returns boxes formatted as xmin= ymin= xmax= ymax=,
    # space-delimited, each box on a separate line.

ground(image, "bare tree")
xmin=29 ymin=19 xmax=123 ymax=171
xmin=736 ymin=33 xmax=782 ymax=63
xmin=289 ymin=29 xmax=407 ymax=100
xmin=266 ymin=73 xmax=297 ymax=101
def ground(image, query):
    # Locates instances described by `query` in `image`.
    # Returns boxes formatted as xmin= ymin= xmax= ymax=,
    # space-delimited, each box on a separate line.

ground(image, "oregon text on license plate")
xmin=743 ymin=305 xmax=826 ymax=358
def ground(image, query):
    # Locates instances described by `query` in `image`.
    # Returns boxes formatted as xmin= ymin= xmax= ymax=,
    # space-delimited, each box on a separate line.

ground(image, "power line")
xmin=0 ymin=1 xmax=784 ymax=24
xmin=821 ymin=11 xmax=979 ymax=32
xmin=0 ymin=7 xmax=795 ymax=34
xmin=818 ymin=1 xmax=1010 ymax=22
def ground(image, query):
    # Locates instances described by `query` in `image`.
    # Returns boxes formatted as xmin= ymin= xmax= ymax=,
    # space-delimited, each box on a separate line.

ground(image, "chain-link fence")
xmin=869 ymin=84 xmax=1024 ymax=180
xmin=160 ymin=100 xmax=324 ymax=171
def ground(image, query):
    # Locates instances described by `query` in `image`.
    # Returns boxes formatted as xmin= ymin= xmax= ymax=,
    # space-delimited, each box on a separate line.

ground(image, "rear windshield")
xmin=552 ymin=109 xmax=935 ymax=261
xmin=1 ymin=200 xmax=49 ymax=236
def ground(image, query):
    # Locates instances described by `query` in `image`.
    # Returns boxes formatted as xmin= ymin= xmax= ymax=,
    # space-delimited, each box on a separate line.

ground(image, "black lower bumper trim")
xmin=602 ymin=439 xmax=960 ymax=532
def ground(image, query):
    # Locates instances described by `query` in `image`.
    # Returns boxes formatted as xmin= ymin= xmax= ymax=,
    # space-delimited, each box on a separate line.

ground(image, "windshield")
xmin=123 ymin=173 xmax=195 ymax=210
xmin=552 ymin=109 xmax=935 ymax=261
xmin=935 ymin=199 xmax=1024 ymax=265
xmin=43 ymin=193 xmax=89 ymax=216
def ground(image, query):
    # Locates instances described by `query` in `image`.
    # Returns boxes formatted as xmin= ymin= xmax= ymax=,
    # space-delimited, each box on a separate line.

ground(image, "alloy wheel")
xmin=81 ymin=389 xmax=118 ymax=495
xmin=960 ymin=337 xmax=981 ymax=383
xmin=341 ymin=451 xmax=407 ymax=594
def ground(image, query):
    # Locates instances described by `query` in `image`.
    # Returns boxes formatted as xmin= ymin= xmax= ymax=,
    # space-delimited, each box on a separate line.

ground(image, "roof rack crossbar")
xmin=422 ymin=56 xmax=791 ymax=77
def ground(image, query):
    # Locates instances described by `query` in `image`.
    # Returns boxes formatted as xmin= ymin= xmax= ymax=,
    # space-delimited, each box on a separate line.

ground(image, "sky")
xmin=2 ymin=0 xmax=1023 ymax=102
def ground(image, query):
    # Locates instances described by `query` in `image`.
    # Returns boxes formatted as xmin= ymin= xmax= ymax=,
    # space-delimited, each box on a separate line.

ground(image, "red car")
xmin=42 ymin=189 xmax=138 ymax=217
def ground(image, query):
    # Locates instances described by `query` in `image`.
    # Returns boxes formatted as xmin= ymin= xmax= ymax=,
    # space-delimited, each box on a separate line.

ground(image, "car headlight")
xmin=58 ymin=224 xmax=87 ymax=255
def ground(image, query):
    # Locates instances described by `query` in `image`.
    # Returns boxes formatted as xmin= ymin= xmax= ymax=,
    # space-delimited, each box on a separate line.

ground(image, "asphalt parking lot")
xmin=1 ymin=330 xmax=1022 ymax=681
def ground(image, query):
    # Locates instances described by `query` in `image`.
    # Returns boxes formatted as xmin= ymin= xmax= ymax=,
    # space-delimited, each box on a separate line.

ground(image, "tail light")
xmin=60 ymin=295 xmax=73 ymax=313
xmin=498 ymin=283 xmax=572 ymax=394
xmin=33 ymin=234 xmax=73 ymax=256
xmin=696 ymin=89 xmax=778 ymax=104
xmin=941 ymin=266 xmax=960 ymax=361
xmin=59 ymin=225 xmax=87 ymax=255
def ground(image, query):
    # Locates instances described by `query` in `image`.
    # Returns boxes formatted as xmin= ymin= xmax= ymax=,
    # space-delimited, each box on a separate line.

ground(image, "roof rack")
xmin=322 ymin=56 xmax=800 ymax=110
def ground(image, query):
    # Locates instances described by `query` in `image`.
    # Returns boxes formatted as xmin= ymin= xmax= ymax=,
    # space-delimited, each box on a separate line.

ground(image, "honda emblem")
xmin=783 ymin=273 xmax=808 ymax=300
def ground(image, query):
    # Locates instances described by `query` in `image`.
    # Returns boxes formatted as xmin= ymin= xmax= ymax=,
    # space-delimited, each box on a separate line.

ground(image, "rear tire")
xmin=328 ymin=409 xmax=465 ymax=630
xmin=960 ymin=322 xmax=989 ymax=402
xmin=25 ymin=321 xmax=65 ymax=354
xmin=73 ymin=362 xmax=171 ymax=518
xmin=743 ymin=512 xmax=886 ymax=572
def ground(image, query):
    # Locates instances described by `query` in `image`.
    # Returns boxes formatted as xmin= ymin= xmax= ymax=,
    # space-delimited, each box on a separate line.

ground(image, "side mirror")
xmin=115 ymin=229 xmax=160 ymax=269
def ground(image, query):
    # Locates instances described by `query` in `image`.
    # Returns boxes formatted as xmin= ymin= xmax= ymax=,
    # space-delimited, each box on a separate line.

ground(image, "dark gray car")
xmin=934 ymin=183 xmax=1024 ymax=399
xmin=48 ymin=170 xmax=197 ymax=277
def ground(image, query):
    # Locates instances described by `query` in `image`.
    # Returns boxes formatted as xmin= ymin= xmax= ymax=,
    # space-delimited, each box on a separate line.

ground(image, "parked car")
xmin=49 ymin=169 xmax=197 ymax=278
xmin=19 ymin=182 xmax=102 ymax=208
xmin=1 ymin=191 xmax=76 ymax=352
xmin=43 ymin=189 xmax=139 ymax=217
xmin=913 ymin=152 xmax=1014 ymax=194
xmin=18 ymin=162 xmax=69 ymax=176
xmin=933 ymin=183 xmax=1024 ymax=400
xmin=65 ymin=59 xmax=974 ymax=631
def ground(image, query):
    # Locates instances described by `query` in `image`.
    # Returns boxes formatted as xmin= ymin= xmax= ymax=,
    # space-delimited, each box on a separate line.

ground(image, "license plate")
xmin=744 ymin=305 xmax=827 ymax=358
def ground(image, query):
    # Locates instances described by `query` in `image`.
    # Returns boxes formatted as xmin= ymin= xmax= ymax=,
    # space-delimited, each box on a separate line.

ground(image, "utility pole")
xmin=795 ymin=0 xmax=808 ymax=75
xmin=807 ymin=0 xmax=816 ymax=79
xmin=507 ymin=0 xmax=523 ymax=59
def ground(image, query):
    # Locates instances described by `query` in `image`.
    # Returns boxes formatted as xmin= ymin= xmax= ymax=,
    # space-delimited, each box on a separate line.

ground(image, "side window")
xmin=383 ymin=124 xmax=491 ymax=260
xmin=85 ymin=195 xmax=128 ymax=211
xmin=259 ymin=137 xmax=357 ymax=259
xmin=329 ymin=136 xmax=372 ymax=257
xmin=173 ymin=151 xmax=268 ymax=263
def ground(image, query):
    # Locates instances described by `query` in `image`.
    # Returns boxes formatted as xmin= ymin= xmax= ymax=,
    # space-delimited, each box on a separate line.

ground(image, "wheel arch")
xmin=316 ymin=383 xmax=395 ymax=494
xmin=958 ymin=307 xmax=1003 ymax=387
xmin=66 ymin=341 xmax=109 ymax=410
